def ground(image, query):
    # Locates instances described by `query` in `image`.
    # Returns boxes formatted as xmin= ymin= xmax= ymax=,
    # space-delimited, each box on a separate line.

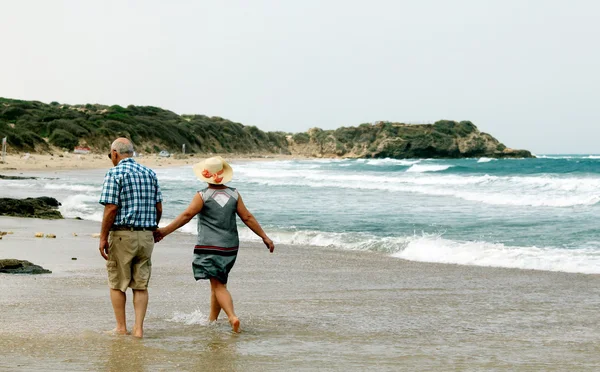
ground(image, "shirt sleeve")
xmin=99 ymin=171 xmax=120 ymax=205
xmin=155 ymin=178 xmax=163 ymax=203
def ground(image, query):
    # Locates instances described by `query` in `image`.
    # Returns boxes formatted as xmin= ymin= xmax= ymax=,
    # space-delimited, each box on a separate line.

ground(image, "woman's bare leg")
xmin=209 ymin=278 xmax=240 ymax=332
xmin=208 ymin=288 xmax=222 ymax=322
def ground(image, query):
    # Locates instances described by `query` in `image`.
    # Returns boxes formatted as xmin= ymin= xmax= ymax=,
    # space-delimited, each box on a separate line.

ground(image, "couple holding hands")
xmin=99 ymin=138 xmax=274 ymax=337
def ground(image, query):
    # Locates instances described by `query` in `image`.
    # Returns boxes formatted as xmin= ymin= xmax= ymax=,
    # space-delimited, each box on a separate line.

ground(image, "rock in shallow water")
xmin=0 ymin=259 xmax=52 ymax=274
xmin=0 ymin=197 xmax=63 ymax=219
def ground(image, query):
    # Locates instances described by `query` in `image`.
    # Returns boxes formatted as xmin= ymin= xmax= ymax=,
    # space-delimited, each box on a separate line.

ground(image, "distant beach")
xmin=0 ymin=152 xmax=303 ymax=172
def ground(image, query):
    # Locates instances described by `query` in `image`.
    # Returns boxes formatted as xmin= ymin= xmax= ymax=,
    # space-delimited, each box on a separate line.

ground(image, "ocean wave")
xmin=240 ymin=228 xmax=600 ymax=274
xmin=477 ymin=157 xmax=496 ymax=163
xmin=536 ymin=155 xmax=574 ymax=159
xmin=393 ymin=235 xmax=600 ymax=274
xmin=365 ymin=158 xmax=420 ymax=166
xmin=406 ymin=164 xmax=452 ymax=173
xmin=59 ymin=194 xmax=102 ymax=219
xmin=237 ymin=167 xmax=600 ymax=207
xmin=44 ymin=184 xmax=102 ymax=192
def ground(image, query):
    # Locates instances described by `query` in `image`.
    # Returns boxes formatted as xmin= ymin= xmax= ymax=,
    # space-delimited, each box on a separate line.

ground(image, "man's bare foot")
xmin=105 ymin=328 xmax=130 ymax=336
xmin=132 ymin=326 xmax=143 ymax=338
xmin=229 ymin=317 xmax=240 ymax=333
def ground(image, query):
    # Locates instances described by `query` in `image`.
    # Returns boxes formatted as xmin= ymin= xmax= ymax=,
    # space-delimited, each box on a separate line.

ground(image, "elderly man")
xmin=99 ymin=138 xmax=162 ymax=338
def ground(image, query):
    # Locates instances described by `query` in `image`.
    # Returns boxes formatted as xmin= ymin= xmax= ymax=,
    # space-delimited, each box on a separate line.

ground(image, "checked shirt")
xmin=99 ymin=158 xmax=162 ymax=228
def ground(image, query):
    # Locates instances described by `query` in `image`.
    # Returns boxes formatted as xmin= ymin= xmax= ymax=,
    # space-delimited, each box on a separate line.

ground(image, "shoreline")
xmin=1 ymin=216 xmax=599 ymax=370
xmin=0 ymin=152 xmax=308 ymax=172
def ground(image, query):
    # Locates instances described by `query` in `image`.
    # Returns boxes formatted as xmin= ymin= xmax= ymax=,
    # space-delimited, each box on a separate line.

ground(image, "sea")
xmin=3 ymin=154 xmax=600 ymax=275
xmin=2 ymin=155 xmax=600 ymax=370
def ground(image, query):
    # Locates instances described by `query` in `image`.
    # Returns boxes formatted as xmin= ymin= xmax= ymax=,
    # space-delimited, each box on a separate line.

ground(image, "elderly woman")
xmin=154 ymin=156 xmax=274 ymax=333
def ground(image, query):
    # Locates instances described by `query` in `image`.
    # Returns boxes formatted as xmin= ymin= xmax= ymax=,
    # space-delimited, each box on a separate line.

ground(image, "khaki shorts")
xmin=106 ymin=230 xmax=154 ymax=292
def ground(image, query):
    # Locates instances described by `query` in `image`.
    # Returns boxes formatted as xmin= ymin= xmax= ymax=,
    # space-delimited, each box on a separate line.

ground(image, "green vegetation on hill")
xmin=0 ymin=98 xmax=532 ymax=158
xmin=0 ymin=98 xmax=288 ymax=154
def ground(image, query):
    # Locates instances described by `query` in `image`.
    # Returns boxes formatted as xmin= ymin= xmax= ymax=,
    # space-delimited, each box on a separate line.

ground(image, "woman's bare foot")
xmin=105 ymin=328 xmax=130 ymax=336
xmin=229 ymin=317 xmax=240 ymax=333
xmin=132 ymin=326 xmax=143 ymax=338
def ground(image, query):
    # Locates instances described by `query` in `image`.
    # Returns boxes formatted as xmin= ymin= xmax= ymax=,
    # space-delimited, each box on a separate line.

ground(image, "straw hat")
xmin=192 ymin=156 xmax=233 ymax=185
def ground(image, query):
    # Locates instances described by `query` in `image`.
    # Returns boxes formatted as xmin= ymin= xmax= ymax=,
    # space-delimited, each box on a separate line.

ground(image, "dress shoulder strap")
xmin=198 ymin=188 xmax=213 ymax=202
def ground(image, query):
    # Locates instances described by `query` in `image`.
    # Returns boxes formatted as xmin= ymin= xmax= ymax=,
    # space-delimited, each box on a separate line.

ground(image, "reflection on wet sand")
xmin=105 ymin=337 xmax=148 ymax=372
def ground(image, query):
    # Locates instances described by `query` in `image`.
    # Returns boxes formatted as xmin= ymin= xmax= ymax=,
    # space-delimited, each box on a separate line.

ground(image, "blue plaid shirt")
xmin=99 ymin=158 xmax=162 ymax=228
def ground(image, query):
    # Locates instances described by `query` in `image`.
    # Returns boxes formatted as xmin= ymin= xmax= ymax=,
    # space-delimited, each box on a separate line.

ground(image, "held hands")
xmin=263 ymin=237 xmax=275 ymax=253
xmin=153 ymin=228 xmax=166 ymax=243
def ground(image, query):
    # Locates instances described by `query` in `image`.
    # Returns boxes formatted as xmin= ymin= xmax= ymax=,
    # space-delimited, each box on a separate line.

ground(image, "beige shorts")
xmin=106 ymin=230 xmax=154 ymax=292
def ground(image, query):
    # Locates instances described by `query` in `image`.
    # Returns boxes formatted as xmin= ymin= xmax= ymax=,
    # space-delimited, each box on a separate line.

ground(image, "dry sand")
xmin=0 ymin=152 xmax=305 ymax=172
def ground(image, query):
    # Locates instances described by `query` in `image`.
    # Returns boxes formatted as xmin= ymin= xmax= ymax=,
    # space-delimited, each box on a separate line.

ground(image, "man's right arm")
xmin=98 ymin=171 xmax=120 ymax=259
xmin=155 ymin=177 xmax=163 ymax=226
xmin=156 ymin=202 xmax=162 ymax=226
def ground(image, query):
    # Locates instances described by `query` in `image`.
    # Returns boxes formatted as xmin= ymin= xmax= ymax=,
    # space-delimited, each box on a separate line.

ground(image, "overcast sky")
xmin=1 ymin=0 xmax=598 ymax=153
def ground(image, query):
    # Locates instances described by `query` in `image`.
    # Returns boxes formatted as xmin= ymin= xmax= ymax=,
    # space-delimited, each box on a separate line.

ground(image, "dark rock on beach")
xmin=0 ymin=259 xmax=52 ymax=274
xmin=0 ymin=197 xmax=63 ymax=219
xmin=0 ymin=174 xmax=38 ymax=180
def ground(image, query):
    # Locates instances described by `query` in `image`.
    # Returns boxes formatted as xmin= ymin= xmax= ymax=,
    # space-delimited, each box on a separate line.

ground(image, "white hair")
xmin=111 ymin=139 xmax=134 ymax=155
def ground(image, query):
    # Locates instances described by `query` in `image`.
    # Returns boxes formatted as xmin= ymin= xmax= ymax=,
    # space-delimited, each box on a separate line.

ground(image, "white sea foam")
xmin=239 ymin=227 xmax=600 ymax=274
xmin=365 ymin=158 xmax=420 ymax=166
xmin=477 ymin=157 xmax=495 ymax=163
xmin=393 ymin=235 xmax=600 ymax=274
xmin=405 ymin=164 xmax=452 ymax=173
xmin=167 ymin=309 xmax=209 ymax=325
xmin=44 ymin=184 xmax=102 ymax=192
xmin=536 ymin=155 xmax=574 ymax=159
xmin=59 ymin=194 xmax=101 ymax=218
xmin=235 ymin=164 xmax=600 ymax=207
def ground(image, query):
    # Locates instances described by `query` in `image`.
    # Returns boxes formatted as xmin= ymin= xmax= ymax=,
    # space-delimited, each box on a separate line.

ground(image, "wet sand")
xmin=1 ymin=217 xmax=600 ymax=371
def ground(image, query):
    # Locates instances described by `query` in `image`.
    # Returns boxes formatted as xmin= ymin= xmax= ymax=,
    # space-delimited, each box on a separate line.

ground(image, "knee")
xmin=209 ymin=278 xmax=224 ymax=290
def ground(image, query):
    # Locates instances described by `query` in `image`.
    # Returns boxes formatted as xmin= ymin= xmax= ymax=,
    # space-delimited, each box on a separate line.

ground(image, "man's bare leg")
xmin=110 ymin=289 xmax=128 ymax=335
xmin=209 ymin=278 xmax=239 ymax=332
xmin=132 ymin=289 xmax=148 ymax=338
xmin=209 ymin=288 xmax=222 ymax=322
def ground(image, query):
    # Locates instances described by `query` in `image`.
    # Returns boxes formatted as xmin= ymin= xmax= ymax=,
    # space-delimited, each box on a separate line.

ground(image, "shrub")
xmin=292 ymin=132 xmax=310 ymax=144
xmin=49 ymin=129 xmax=79 ymax=149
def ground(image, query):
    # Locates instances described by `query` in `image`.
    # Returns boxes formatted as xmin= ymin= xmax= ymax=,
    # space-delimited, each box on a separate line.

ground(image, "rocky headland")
xmin=0 ymin=97 xmax=533 ymax=159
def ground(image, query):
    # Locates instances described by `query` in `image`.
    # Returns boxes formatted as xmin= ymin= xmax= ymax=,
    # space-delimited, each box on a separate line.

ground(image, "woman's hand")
xmin=153 ymin=228 xmax=166 ymax=243
xmin=263 ymin=237 xmax=275 ymax=253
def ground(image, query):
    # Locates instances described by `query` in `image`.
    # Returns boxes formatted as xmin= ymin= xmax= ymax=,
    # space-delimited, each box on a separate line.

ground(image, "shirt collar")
xmin=117 ymin=157 xmax=136 ymax=166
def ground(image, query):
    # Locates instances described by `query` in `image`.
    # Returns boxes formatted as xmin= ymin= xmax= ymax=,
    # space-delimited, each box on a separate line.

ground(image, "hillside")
xmin=0 ymin=98 xmax=532 ymax=159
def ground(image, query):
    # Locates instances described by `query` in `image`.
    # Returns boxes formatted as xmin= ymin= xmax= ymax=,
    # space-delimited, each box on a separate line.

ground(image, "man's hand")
xmin=263 ymin=237 xmax=275 ymax=253
xmin=153 ymin=229 xmax=165 ymax=243
xmin=99 ymin=238 xmax=109 ymax=260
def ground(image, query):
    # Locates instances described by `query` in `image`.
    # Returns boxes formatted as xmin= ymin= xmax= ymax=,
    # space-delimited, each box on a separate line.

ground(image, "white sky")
xmin=1 ymin=0 xmax=598 ymax=153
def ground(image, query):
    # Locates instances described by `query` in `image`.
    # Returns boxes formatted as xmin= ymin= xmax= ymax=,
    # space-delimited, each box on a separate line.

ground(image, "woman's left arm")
xmin=236 ymin=193 xmax=275 ymax=252
xmin=155 ymin=192 xmax=204 ymax=241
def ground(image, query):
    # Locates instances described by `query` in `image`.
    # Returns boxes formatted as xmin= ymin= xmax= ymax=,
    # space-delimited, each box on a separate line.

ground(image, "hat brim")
xmin=192 ymin=157 xmax=233 ymax=185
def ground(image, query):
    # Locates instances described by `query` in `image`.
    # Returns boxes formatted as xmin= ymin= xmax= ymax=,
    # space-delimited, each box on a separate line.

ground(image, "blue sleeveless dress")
xmin=192 ymin=187 xmax=239 ymax=284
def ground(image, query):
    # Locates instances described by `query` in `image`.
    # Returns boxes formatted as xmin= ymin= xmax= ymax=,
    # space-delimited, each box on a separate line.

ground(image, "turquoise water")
xmin=3 ymin=155 xmax=600 ymax=274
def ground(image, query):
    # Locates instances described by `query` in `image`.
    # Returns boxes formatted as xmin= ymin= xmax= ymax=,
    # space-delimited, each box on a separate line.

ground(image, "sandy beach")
xmin=0 ymin=152 xmax=304 ymax=172
xmin=1 ymin=216 xmax=600 ymax=371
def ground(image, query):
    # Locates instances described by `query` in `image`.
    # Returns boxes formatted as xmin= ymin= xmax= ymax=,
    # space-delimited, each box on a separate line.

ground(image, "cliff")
xmin=288 ymin=121 xmax=532 ymax=159
xmin=0 ymin=98 xmax=532 ymax=159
